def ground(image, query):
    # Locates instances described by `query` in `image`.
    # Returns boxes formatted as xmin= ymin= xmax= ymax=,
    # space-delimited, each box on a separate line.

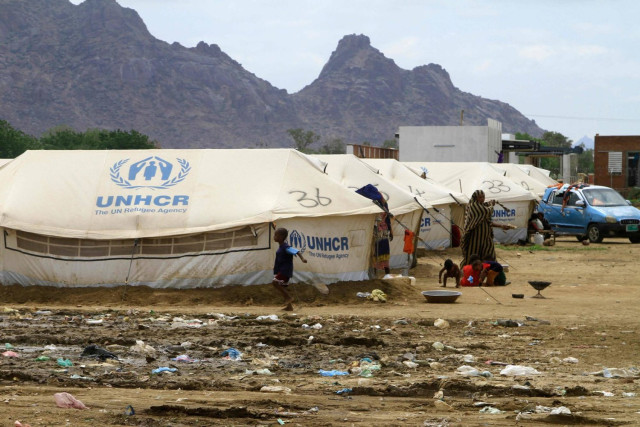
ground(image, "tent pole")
xmin=121 ymin=239 xmax=139 ymax=301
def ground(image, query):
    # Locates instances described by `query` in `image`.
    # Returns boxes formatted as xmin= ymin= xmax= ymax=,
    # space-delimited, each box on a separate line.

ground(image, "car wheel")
xmin=630 ymin=235 xmax=640 ymax=244
xmin=587 ymin=224 xmax=603 ymax=243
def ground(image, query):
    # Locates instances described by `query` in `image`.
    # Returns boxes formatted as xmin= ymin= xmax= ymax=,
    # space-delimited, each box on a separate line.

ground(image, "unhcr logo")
xmin=289 ymin=230 xmax=307 ymax=254
xmin=110 ymin=156 xmax=191 ymax=190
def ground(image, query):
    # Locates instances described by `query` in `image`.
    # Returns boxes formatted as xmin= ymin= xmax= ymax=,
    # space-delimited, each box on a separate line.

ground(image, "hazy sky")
xmin=72 ymin=0 xmax=640 ymax=146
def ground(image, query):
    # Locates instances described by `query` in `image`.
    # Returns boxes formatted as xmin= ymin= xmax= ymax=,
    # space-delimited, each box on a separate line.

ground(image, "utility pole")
xmin=460 ymin=110 xmax=464 ymax=125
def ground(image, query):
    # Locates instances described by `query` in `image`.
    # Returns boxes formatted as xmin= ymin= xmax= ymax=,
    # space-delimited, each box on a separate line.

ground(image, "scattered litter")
xmin=456 ymin=365 xmax=492 ymax=377
xmin=277 ymin=419 xmax=285 ymax=425
xmin=131 ymin=340 xmax=156 ymax=357
xmin=562 ymin=357 xmax=579 ymax=364
xmin=81 ymin=344 xmax=118 ymax=361
xmin=70 ymin=374 xmax=94 ymax=381
xmin=5 ymin=343 xmax=14 ymax=349
xmin=14 ymin=421 xmax=31 ymax=427
xmin=622 ymin=392 xmax=636 ymax=397
xmin=35 ymin=310 xmax=52 ymax=315
xmin=499 ymin=365 xmax=541 ymax=376
xmin=336 ymin=388 xmax=352 ymax=395
xmin=124 ymin=405 xmax=135 ymax=416
xmin=151 ymin=367 xmax=177 ymax=374
xmin=318 ymin=369 xmax=349 ymax=377
xmin=403 ymin=361 xmax=418 ymax=369
xmin=302 ymin=323 xmax=323 ymax=330
xmin=433 ymin=390 xmax=443 ymax=400
xmin=432 ymin=342 xmax=445 ymax=351
xmin=2 ymin=351 xmax=19 ymax=358
xmin=171 ymin=354 xmax=199 ymax=363
xmin=44 ymin=344 xmax=57 ymax=351
xmin=356 ymin=292 xmax=371 ymax=298
xmin=592 ymin=367 xmax=639 ymax=378
xmin=220 ymin=348 xmax=242 ymax=361
xmin=479 ymin=406 xmax=503 ymax=414
xmin=550 ymin=406 xmax=571 ymax=415
xmin=492 ymin=319 xmax=521 ymax=327
xmin=593 ymin=390 xmax=614 ymax=397
xmin=394 ymin=319 xmax=409 ymax=325
xmin=256 ymin=314 xmax=280 ymax=321
xmin=434 ymin=318 xmax=449 ymax=329
xmin=56 ymin=358 xmax=73 ymax=367
xmin=85 ymin=319 xmax=103 ymax=325
xmin=260 ymin=385 xmax=291 ymax=394
xmin=35 ymin=356 xmax=50 ymax=362
xmin=462 ymin=354 xmax=475 ymax=363
xmin=367 ymin=289 xmax=387 ymax=302
xmin=54 ymin=392 xmax=88 ymax=410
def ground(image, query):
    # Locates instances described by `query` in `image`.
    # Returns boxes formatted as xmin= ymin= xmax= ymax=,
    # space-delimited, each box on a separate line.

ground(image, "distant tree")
xmin=40 ymin=127 xmax=156 ymax=150
xmin=576 ymin=143 xmax=594 ymax=174
xmin=361 ymin=141 xmax=371 ymax=146
xmin=318 ymin=138 xmax=346 ymax=154
xmin=382 ymin=139 xmax=398 ymax=149
xmin=0 ymin=119 xmax=40 ymax=158
xmin=539 ymin=131 xmax=572 ymax=178
xmin=287 ymin=128 xmax=320 ymax=153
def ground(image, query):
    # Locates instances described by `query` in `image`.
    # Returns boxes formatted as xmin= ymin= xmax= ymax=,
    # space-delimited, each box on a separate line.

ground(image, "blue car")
xmin=539 ymin=184 xmax=640 ymax=243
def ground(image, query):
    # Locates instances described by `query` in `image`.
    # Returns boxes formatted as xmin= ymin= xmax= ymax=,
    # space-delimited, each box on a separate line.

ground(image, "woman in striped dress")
xmin=460 ymin=189 xmax=510 ymax=266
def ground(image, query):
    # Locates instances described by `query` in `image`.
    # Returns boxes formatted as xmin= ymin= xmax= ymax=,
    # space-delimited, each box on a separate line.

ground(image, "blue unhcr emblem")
xmin=110 ymin=156 xmax=191 ymax=190
xmin=288 ymin=230 xmax=307 ymax=254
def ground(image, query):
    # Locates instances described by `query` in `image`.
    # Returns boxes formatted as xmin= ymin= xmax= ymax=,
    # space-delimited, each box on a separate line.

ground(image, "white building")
xmin=399 ymin=119 xmax=503 ymax=163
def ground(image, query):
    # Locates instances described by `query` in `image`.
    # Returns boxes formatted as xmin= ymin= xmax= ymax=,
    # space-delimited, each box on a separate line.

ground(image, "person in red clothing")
xmin=460 ymin=255 xmax=486 ymax=287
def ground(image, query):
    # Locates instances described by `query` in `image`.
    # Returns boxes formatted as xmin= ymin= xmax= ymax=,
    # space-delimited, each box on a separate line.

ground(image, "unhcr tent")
xmin=0 ymin=149 xmax=381 ymax=288
xmin=362 ymin=159 xmax=469 ymax=249
xmin=315 ymin=154 xmax=427 ymax=268
xmin=405 ymin=162 xmax=536 ymax=243
xmin=490 ymin=163 xmax=549 ymax=199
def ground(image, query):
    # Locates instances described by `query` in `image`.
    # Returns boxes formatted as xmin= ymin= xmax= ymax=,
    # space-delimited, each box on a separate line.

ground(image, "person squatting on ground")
xmin=460 ymin=254 xmax=508 ymax=287
xmin=460 ymin=189 xmax=511 ymax=267
xmin=439 ymin=258 xmax=461 ymax=288
xmin=272 ymin=227 xmax=307 ymax=311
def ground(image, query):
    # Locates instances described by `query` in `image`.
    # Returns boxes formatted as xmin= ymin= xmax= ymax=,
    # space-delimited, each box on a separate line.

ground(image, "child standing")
xmin=272 ymin=228 xmax=307 ymax=311
xmin=438 ymin=259 xmax=461 ymax=288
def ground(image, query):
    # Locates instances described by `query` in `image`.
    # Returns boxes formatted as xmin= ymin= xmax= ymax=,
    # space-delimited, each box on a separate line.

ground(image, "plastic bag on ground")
xmin=15 ymin=421 xmax=32 ymax=427
xmin=256 ymin=315 xmax=280 ymax=321
xmin=260 ymin=386 xmax=291 ymax=394
xmin=500 ymin=365 xmax=541 ymax=376
xmin=131 ymin=340 xmax=156 ymax=357
xmin=2 ymin=351 xmax=19 ymax=357
xmin=318 ymin=369 xmax=349 ymax=377
xmin=367 ymin=289 xmax=387 ymax=302
xmin=54 ymin=392 xmax=88 ymax=409
xmin=434 ymin=319 xmax=449 ymax=329
xmin=220 ymin=348 xmax=242 ymax=360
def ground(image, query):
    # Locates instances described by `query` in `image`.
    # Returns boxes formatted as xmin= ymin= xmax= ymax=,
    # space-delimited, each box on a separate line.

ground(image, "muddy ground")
xmin=1 ymin=237 xmax=639 ymax=426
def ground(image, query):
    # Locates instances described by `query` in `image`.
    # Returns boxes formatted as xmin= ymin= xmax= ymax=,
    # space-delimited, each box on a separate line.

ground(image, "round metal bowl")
xmin=422 ymin=290 xmax=461 ymax=303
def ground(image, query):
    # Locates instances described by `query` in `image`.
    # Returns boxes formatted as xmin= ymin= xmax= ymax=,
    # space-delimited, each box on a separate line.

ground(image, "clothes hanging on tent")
xmin=373 ymin=212 xmax=392 ymax=270
xmin=403 ymin=230 xmax=415 ymax=254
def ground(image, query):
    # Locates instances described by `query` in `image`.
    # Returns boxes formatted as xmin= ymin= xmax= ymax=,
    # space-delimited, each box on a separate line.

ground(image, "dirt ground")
xmin=1 ymin=237 xmax=639 ymax=426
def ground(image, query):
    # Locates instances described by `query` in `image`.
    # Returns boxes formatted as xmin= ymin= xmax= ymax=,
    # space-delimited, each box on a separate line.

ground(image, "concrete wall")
xmin=398 ymin=121 xmax=502 ymax=162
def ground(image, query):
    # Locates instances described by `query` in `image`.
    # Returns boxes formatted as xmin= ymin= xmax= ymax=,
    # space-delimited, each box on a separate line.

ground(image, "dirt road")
xmin=1 ymin=237 xmax=639 ymax=426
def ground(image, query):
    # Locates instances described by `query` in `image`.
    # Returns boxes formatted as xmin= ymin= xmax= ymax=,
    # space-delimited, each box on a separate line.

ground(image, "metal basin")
xmin=422 ymin=290 xmax=461 ymax=303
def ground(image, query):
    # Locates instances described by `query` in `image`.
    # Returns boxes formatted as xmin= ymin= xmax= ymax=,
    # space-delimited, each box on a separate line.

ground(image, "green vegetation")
xmin=286 ymin=128 xmax=345 ymax=154
xmin=0 ymin=120 xmax=157 ymax=159
xmin=515 ymin=131 xmax=594 ymax=178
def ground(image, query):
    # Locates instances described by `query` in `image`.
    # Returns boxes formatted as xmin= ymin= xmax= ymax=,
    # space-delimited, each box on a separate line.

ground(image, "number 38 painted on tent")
xmin=289 ymin=188 xmax=332 ymax=208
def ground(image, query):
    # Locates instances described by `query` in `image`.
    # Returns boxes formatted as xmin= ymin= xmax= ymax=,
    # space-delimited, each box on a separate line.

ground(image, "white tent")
xmin=315 ymin=154 xmax=427 ymax=268
xmin=489 ymin=163 xmax=548 ymax=199
xmin=0 ymin=149 xmax=382 ymax=288
xmin=405 ymin=162 xmax=536 ymax=243
xmin=363 ymin=159 xmax=469 ymax=249
xmin=0 ymin=159 xmax=12 ymax=169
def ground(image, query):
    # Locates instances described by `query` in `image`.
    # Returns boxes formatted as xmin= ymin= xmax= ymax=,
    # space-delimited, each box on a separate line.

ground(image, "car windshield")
xmin=582 ymin=188 xmax=627 ymax=207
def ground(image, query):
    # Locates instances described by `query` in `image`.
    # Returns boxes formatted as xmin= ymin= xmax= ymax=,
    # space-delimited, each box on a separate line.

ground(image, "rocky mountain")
xmin=0 ymin=0 xmax=544 ymax=148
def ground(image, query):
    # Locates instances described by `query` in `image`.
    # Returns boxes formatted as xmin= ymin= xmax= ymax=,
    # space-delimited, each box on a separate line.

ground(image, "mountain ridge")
xmin=0 ymin=0 xmax=544 ymax=148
